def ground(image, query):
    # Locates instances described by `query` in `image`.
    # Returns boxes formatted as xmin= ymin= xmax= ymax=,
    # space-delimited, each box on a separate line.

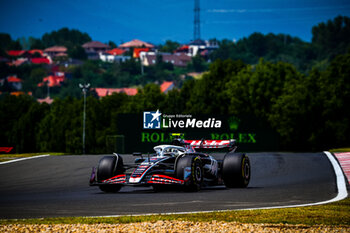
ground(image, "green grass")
xmin=1 ymin=198 xmax=349 ymax=226
xmin=329 ymin=148 xmax=350 ymax=153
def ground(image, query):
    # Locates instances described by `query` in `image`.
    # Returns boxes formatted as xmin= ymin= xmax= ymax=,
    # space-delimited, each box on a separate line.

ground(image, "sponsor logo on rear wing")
xmin=185 ymin=139 xmax=236 ymax=150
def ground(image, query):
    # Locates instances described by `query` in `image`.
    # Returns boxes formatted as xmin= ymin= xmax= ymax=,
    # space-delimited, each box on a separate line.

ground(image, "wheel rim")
xmin=244 ymin=162 xmax=250 ymax=179
xmin=195 ymin=166 xmax=202 ymax=181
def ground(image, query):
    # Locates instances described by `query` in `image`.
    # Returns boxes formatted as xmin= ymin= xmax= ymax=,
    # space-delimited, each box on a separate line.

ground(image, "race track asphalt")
xmin=0 ymin=153 xmax=339 ymax=219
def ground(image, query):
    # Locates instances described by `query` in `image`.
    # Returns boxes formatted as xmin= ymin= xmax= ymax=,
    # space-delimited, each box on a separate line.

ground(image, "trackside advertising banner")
xmin=115 ymin=111 xmax=279 ymax=153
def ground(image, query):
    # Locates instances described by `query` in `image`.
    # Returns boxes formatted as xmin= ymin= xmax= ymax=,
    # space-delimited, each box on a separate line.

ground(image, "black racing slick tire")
xmin=97 ymin=155 xmax=124 ymax=193
xmin=176 ymin=155 xmax=203 ymax=192
xmin=222 ymin=153 xmax=250 ymax=188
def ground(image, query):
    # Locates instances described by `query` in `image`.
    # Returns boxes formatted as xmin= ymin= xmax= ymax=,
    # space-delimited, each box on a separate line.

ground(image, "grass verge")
xmin=329 ymin=148 xmax=350 ymax=153
xmin=0 ymin=198 xmax=349 ymax=226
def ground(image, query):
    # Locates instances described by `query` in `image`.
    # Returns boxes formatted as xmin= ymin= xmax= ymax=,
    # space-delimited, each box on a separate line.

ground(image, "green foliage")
xmin=187 ymin=59 xmax=246 ymax=114
xmin=68 ymin=45 xmax=87 ymax=60
xmin=208 ymin=16 xmax=350 ymax=73
xmin=108 ymin=41 xmax=117 ymax=48
xmin=210 ymin=33 xmax=316 ymax=72
xmin=0 ymin=33 xmax=22 ymax=50
xmin=158 ymin=40 xmax=180 ymax=53
xmin=25 ymin=67 xmax=47 ymax=89
xmin=312 ymin=15 xmax=350 ymax=59
xmin=187 ymin=55 xmax=207 ymax=72
xmin=1 ymin=52 xmax=349 ymax=152
xmin=269 ymin=52 xmax=350 ymax=150
xmin=1 ymin=17 xmax=349 ymax=153
xmin=126 ymin=84 xmax=165 ymax=113
xmin=226 ymin=59 xmax=302 ymax=118
xmin=41 ymin=27 xmax=91 ymax=48
xmin=29 ymin=37 xmax=45 ymax=49
xmin=0 ymin=95 xmax=47 ymax=153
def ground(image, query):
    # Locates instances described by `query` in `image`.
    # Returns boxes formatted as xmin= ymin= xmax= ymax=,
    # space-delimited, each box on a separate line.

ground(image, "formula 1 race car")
xmin=89 ymin=134 xmax=250 ymax=192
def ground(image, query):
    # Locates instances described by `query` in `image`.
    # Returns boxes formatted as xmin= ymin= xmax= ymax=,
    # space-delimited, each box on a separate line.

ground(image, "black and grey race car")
xmin=89 ymin=135 xmax=250 ymax=192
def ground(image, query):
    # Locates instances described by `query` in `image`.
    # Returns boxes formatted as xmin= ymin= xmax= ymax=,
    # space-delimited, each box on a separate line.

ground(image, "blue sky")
xmin=0 ymin=0 xmax=349 ymax=45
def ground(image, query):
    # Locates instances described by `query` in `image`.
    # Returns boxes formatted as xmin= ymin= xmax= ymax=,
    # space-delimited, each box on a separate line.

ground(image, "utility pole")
xmin=79 ymin=83 xmax=90 ymax=154
xmin=140 ymin=55 xmax=144 ymax=75
xmin=194 ymin=0 xmax=201 ymax=41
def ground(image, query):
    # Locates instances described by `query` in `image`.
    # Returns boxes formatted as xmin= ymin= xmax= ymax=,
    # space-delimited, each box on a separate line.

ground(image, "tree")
xmin=41 ymin=27 xmax=91 ymax=48
xmin=162 ymin=89 xmax=182 ymax=114
xmin=0 ymin=33 xmax=22 ymax=50
xmin=312 ymin=16 xmax=350 ymax=59
xmin=209 ymin=32 xmax=314 ymax=73
xmin=68 ymin=45 xmax=87 ymax=60
xmin=0 ymin=33 xmax=12 ymax=50
xmin=316 ymin=52 xmax=350 ymax=148
xmin=159 ymin=40 xmax=180 ymax=53
xmin=209 ymin=39 xmax=235 ymax=61
xmin=187 ymin=59 xmax=246 ymax=114
xmin=13 ymin=101 xmax=49 ymax=152
xmin=29 ymin=37 xmax=45 ymax=49
xmin=226 ymin=59 xmax=302 ymax=119
xmin=0 ymin=95 xmax=36 ymax=152
xmin=108 ymin=41 xmax=117 ymax=48
xmin=22 ymin=67 xmax=47 ymax=96
xmin=187 ymin=54 xmax=207 ymax=72
xmin=269 ymin=52 xmax=350 ymax=150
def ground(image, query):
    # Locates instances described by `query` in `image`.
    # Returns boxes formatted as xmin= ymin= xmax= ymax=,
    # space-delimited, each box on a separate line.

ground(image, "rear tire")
xmin=176 ymin=155 xmax=203 ymax=192
xmin=97 ymin=155 xmax=123 ymax=193
xmin=222 ymin=153 xmax=250 ymax=188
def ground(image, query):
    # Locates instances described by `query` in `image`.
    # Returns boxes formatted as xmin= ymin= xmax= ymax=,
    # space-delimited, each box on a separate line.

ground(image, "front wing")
xmin=89 ymin=167 xmax=184 ymax=186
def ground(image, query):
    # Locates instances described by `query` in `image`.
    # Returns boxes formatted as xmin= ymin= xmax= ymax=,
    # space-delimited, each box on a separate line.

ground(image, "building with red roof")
xmin=7 ymin=76 xmax=22 ymax=83
xmin=28 ymin=49 xmax=44 ymax=56
xmin=122 ymin=88 xmax=138 ymax=96
xmin=99 ymin=53 xmax=130 ymax=63
xmin=175 ymin=45 xmax=189 ymax=53
xmin=37 ymin=75 xmax=65 ymax=87
xmin=7 ymin=58 xmax=29 ymax=67
xmin=10 ymin=91 xmax=32 ymax=96
xmin=106 ymin=48 xmax=126 ymax=56
xmin=6 ymin=50 xmax=30 ymax=57
xmin=44 ymin=46 xmax=68 ymax=58
xmin=119 ymin=39 xmax=154 ymax=49
xmin=82 ymin=41 xmax=110 ymax=60
xmin=133 ymin=48 xmax=150 ymax=58
xmin=37 ymin=96 xmax=54 ymax=104
xmin=83 ymin=41 xmax=110 ymax=52
xmin=160 ymin=81 xmax=174 ymax=94
xmin=6 ymin=76 xmax=22 ymax=90
xmin=94 ymin=87 xmax=138 ymax=98
xmin=31 ymin=57 xmax=51 ymax=65
xmin=142 ymin=53 xmax=191 ymax=67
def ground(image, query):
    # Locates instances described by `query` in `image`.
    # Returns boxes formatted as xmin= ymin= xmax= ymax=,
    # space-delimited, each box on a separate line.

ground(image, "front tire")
xmin=97 ymin=155 xmax=123 ymax=193
xmin=222 ymin=153 xmax=250 ymax=188
xmin=176 ymin=155 xmax=203 ymax=192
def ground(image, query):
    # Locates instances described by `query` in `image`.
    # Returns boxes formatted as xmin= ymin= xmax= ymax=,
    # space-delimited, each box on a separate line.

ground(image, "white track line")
xmin=0 ymin=154 xmax=50 ymax=165
xmin=243 ymin=151 xmax=348 ymax=210
xmin=88 ymin=151 xmax=348 ymax=218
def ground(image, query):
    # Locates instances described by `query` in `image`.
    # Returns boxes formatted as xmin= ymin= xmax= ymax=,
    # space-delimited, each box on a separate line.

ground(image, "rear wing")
xmin=184 ymin=139 xmax=237 ymax=151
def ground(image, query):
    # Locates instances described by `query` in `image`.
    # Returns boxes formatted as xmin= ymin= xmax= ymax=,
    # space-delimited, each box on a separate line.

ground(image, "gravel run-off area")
xmin=1 ymin=221 xmax=350 ymax=233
